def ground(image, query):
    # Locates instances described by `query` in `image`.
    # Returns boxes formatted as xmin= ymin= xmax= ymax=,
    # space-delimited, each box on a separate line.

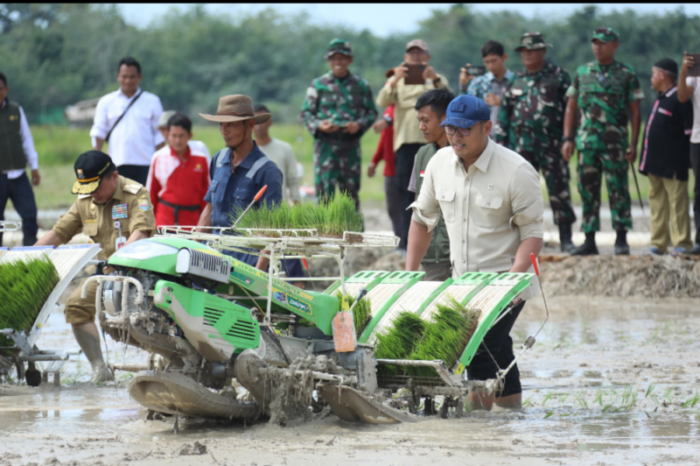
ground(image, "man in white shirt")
xmin=253 ymin=104 xmax=302 ymax=204
xmin=0 ymin=72 xmax=40 ymax=246
xmin=406 ymin=95 xmax=544 ymax=411
xmin=90 ymin=57 xmax=165 ymax=186
xmin=678 ymin=52 xmax=700 ymax=254
xmin=156 ymin=110 xmax=211 ymax=161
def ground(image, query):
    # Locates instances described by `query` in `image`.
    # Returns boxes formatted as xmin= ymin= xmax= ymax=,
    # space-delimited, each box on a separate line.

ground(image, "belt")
xmin=158 ymin=199 xmax=200 ymax=226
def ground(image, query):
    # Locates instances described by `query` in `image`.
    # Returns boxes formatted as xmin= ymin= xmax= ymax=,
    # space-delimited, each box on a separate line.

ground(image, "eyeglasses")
xmin=444 ymin=125 xmax=474 ymax=137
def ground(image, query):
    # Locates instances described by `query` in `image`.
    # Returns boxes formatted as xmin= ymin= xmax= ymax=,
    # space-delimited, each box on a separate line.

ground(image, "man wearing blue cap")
xmin=406 ymin=94 xmax=545 ymax=411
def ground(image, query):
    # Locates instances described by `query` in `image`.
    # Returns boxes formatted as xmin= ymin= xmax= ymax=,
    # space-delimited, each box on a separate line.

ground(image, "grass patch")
xmin=232 ymin=192 xmax=363 ymax=237
xmin=0 ymin=255 xmax=60 ymax=348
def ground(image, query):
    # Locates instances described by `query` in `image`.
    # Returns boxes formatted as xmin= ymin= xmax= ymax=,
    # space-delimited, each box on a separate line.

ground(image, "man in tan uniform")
xmin=35 ymin=150 xmax=155 ymax=383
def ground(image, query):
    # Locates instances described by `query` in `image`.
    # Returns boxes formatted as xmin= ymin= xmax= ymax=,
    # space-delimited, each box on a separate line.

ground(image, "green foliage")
xmin=334 ymin=291 xmax=372 ymax=338
xmin=0 ymin=255 xmax=60 ymax=347
xmin=231 ymin=192 xmax=363 ymax=237
xmin=374 ymin=312 xmax=425 ymax=376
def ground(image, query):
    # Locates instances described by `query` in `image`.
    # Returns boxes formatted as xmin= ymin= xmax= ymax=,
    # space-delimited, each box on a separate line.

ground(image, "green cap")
xmin=591 ymin=27 xmax=619 ymax=43
xmin=324 ymin=39 xmax=353 ymax=59
xmin=514 ymin=32 xmax=552 ymax=52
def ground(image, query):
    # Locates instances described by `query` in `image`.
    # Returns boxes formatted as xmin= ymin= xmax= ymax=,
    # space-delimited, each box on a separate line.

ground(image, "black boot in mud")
xmin=614 ymin=230 xmax=630 ymax=256
xmin=571 ymin=232 xmax=599 ymax=256
xmin=558 ymin=223 xmax=575 ymax=253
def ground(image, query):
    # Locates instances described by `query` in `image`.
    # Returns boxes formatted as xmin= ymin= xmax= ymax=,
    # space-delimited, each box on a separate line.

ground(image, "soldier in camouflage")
xmin=562 ymin=27 xmax=644 ymax=255
xmin=300 ymin=39 xmax=377 ymax=210
xmin=495 ymin=32 xmax=577 ymax=252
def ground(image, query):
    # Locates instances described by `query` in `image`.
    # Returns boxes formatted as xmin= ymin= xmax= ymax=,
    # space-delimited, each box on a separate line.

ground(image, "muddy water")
xmin=1 ymin=296 xmax=699 ymax=465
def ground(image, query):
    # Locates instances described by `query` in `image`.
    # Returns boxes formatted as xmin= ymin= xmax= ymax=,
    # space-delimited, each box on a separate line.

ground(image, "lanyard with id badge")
xmin=112 ymin=203 xmax=128 ymax=250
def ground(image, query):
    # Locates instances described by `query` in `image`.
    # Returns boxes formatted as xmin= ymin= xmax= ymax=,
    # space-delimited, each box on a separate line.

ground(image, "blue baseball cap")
xmin=440 ymin=95 xmax=491 ymax=129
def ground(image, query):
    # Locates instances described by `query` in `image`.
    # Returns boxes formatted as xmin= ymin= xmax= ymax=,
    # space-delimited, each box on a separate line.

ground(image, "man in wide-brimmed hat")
xmin=300 ymin=38 xmax=377 ymax=212
xmin=198 ymin=95 xmax=304 ymax=279
xmin=495 ymin=32 xmax=577 ymax=253
xmin=35 ymin=150 xmax=155 ymax=383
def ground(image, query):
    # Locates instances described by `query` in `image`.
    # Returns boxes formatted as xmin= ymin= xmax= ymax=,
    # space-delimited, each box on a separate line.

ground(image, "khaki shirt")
xmin=409 ymin=139 xmax=544 ymax=300
xmin=376 ymin=74 xmax=449 ymax=151
xmin=53 ymin=176 xmax=156 ymax=260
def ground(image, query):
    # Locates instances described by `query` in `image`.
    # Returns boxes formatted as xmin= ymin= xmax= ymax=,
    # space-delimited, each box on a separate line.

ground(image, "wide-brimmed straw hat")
xmin=199 ymin=95 xmax=271 ymax=124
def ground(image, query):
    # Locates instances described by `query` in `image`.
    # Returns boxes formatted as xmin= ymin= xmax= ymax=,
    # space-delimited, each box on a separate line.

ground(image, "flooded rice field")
xmin=1 ymin=295 xmax=698 ymax=465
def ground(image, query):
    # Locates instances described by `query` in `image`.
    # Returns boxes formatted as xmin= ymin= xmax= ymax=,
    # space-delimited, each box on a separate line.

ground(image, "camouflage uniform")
xmin=300 ymin=39 xmax=377 ymax=210
xmin=495 ymin=33 xmax=576 ymax=226
xmin=567 ymin=28 xmax=644 ymax=233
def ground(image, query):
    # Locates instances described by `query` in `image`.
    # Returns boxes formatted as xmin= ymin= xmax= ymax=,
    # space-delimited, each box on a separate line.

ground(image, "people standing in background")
xmin=562 ymin=27 xmax=644 ymax=256
xmin=156 ymin=110 xmax=211 ymax=162
xmin=495 ymin=32 xmax=577 ymax=253
xmin=147 ymin=114 xmax=210 ymax=228
xmin=0 ymin=72 xmax=40 ymax=247
xmin=461 ymin=40 xmax=513 ymax=137
xmin=90 ymin=57 xmax=165 ymax=186
xmin=678 ymin=52 xmax=700 ymax=254
xmin=253 ymin=104 xmax=301 ymax=205
xmin=376 ymin=39 xmax=450 ymax=251
xmin=639 ymin=59 xmax=694 ymax=255
xmin=406 ymin=88 xmax=455 ymax=281
xmin=301 ymin=39 xmax=377 ymax=211
xmin=368 ymin=103 xmax=402 ymax=241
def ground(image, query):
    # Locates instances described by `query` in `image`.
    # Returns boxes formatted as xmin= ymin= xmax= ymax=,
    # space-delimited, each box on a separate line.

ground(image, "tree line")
xmin=3 ymin=3 xmax=700 ymax=124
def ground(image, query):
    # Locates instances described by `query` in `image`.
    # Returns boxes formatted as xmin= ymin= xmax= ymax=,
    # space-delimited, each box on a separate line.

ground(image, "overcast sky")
xmin=118 ymin=3 xmax=699 ymax=37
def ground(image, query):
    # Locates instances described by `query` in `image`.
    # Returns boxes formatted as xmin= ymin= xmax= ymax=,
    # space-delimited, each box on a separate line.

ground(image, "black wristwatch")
xmin=562 ymin=136 xmax=574 ymax=142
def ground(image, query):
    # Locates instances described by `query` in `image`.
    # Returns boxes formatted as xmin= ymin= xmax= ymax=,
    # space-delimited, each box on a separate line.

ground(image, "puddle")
xmin=1 ymin=296 xmax=699 ymax=465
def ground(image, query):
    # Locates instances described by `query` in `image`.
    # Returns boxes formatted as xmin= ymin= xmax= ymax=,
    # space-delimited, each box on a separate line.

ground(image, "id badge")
xmin=115 ymin=236 xmax=127 ymax=250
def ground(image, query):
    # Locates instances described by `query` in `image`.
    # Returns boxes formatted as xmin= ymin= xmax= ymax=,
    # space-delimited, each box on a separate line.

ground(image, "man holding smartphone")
xmin=460 ymin=40 xmax=513 ymax=137
xmin=562 ymin=27 xmax=644 ymax=256
xmin=376 ymin=39 xmax=450 ymax=251
xmin=495 ymin=32 xmax=577 ymax=253
xmin=301 ymin=39 xmax=377 ymax=211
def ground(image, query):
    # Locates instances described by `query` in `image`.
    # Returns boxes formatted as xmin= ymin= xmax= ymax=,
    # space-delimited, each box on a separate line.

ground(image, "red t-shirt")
xmin=371 ymin=104 xmax=396 ymax=177
xmin=147 ymin=146 xmax=210 ymax=227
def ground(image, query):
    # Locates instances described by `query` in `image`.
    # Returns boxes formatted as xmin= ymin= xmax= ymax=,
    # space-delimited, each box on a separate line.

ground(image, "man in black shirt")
xmin=638 ymin=58 xmax=694 ymax=254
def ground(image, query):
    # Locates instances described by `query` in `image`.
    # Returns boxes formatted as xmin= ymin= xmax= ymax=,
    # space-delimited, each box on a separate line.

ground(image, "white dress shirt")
xmin=410 ymin=138 xmax=544 ymax=300
xmin=89 ymin=87 xmax=165 ymax=166
xmin=258 ymin=138 xmax=301 ymax=203
xmin=2 ymin=100 xmax=39 ymax=180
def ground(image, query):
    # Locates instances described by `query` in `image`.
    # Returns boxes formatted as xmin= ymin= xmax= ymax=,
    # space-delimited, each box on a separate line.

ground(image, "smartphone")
xmin=404 ymin=64 xmax=426 ymax=85
xmin=466 ymin=65 xmax=487 ymax=77
xmin=687 ymin=53 xmax=700 ymax=77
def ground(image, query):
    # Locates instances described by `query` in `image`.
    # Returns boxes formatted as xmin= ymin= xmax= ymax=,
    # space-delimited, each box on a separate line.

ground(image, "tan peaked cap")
xmin=199 ymin=95 xmax=271 ymax=124
xmin=405 ymin=39 xmax=429 ymax=52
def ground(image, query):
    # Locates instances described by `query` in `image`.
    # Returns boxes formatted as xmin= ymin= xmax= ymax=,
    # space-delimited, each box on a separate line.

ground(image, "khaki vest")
xmin=0 ymin=100 xmax=27 ymax=171
xmin=414 ymin=143 xmax=451 ymax=264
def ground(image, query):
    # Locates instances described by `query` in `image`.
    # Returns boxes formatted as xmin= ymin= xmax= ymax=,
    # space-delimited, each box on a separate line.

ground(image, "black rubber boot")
xmin=570 ymin=232 xmax=599 ymax=256
xmin=558 ymin=223 xmax=575 ymax=253
xmin=614 ymin=229 xmax=630 ymax=255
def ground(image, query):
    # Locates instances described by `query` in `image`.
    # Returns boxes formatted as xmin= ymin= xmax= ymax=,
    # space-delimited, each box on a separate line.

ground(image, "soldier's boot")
xmin=558 ymin=223 xmax=575 ymax=253
xmin=73 ymin=326 xmax=114 ymax=384
xmin=614 ymin=229 xmax=630 ymax=256
xmin=570 ymin=232 xmax=599 ymax=256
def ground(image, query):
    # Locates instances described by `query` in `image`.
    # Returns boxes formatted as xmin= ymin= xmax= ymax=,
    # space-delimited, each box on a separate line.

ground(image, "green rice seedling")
xmin=334 ymin=291 xmax=371 ymax=338
xmin=405 ymin=296 xmax=480 ymax=377
xmin=374 ymin=312 xmax=426 ymax=376
xmin=230 ymin=192 xmax=363 ymax=237
xmin=0 ymin=255 xmax=59 ymax=348
xmin=645 ymin=384 xmax=656 ymax=398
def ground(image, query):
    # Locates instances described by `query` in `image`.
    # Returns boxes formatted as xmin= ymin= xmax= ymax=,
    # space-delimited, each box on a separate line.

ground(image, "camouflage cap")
xmin=591 ymin=27 xmax=619 ymax=43
xmin=324 ymin=38 xmax=353 ymax=59
xmin=515 ymin=32 xmax=552 ymax=52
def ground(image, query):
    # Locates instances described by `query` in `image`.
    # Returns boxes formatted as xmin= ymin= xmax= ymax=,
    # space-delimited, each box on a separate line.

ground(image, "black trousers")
xmin=0 ymin=172 xmax=39 ymax=246
xmin=394 ymin=143 xmax=424 ymax=250
xmin=117 ymin=164 xmax=150 ymax=186
xmin=691 ymin=144 xmax=700 ymax=242
xmin=467 ymin=300 xmax=526 ymax=397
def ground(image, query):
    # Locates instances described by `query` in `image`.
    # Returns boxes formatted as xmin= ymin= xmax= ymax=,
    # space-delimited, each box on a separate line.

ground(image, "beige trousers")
xmin=648 ymin=173 xmax=693 ymax=251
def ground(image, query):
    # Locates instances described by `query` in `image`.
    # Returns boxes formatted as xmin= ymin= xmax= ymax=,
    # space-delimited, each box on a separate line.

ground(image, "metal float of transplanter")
xmin=81 ymin=219 xmax=542 ymax=424
xmin=0 ymin=244 xmax=103 ymax=387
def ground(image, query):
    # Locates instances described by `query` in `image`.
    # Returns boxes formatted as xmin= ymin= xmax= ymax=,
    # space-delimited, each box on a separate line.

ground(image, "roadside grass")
xmin=23 ymin=124 xmax=696 ymax=210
